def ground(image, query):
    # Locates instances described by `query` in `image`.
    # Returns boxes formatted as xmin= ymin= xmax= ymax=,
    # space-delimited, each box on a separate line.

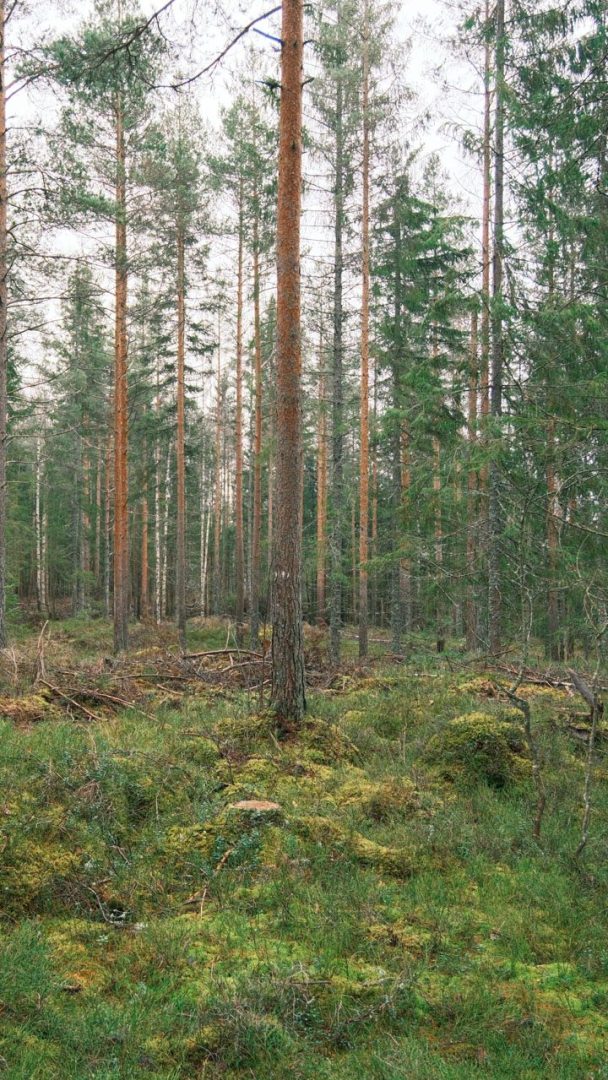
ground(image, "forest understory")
xmin=1 ymin=616 xmax=607 ymax=1079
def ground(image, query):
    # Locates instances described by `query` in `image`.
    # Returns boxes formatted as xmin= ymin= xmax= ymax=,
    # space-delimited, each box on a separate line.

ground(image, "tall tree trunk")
xmin=329 ymin=10 xmax=345 ymax=666
xmin=140 ymin=457 xmax=149 ymax=620
xmin=161 ymin=443 xmax=171 ymax=620
xmin=235 ymin=180 xmax=245 ymax=644
xmin=35 ymin=435 xmax=47 ymax=614
xmin=113 ymin=94 xmax=129 ymax=652
xmin=213 ymin=324 xmax=222 ymax=615
xmin=391 ymin=190 xmax=405 ymax=654
xmin=358 ymin=3 xmax=370 ymax=660
xmin=250 ymin=198 xmax=263 ymax=646
xmin=200 ymin=447 xmax=211 ymax=617
xmin=271 ymin=0 xmax=306 ymax=727
xmin=433 ymin=435 xmax=445 ymax=652
xmin=546 ymin=416 xmax=560 ymax=659
xmin=94 ymin=444 xmax=102 ymax=589
xmin=466 ymin=310 xmax=479 ymax=650
xmin=316 ymin=316 xmax=327 ymax=623
xmin=175 ymin=217 xmax=187 ymax=649
xmin=154 ymin=364 xmax=162 ymax=623
xmin=72 ymin=431 xmax=84 ymax=616
xmin=488 ymin=0 xmax=505 ymax=654
xmin=104 ymin=431 xmax=112 ymax=619
xmin=400 ymin=426 xmax=412 ymax=636
xmin=370 ymin=352 xmax=378 ymax=627
xmin=0 ymin=0 xmax=8 ymax=648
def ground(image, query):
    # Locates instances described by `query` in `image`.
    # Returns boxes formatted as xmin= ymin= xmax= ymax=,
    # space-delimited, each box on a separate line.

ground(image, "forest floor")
xmin=1 ymin=618 xmax=608 ymax=1078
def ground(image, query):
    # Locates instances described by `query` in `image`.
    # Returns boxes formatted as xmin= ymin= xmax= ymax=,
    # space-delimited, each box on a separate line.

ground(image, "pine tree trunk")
xmin=94 ymin=444 xmax=102 ymax=589
xmin=104 ymin=432 xmax=112 ymax=619
xmin=271 ymin=0 xmax=306 ymax=727
xmin=370 ymin=353 xmax=378 ymax=627
xmin=358 ymin=4 xmax=370 ymax=660
xmin=113 ymin=94 xmax=129 ymax=653
xmin=140 ymin=465 xmax=149 ymax=620
xmin=316 ymin=318 xmax=327 ymax=623
xmin=161 ymin=444 xmax=171 ymax=620
xmin=250 ymin=202 xmax=263 ymax=647
xmin=0 ymin=0 xmax=8 ymax=648
xmin=154 ymin=365 xmax=162 ymax=623
xmin=433 ymin=435 xmax=445 ymax=652
xmin=488 ymin=0 xmax=505 ymax=655
xmin=329 ymin=14 xmax=345 ymax=666
xmin=213 ymin=325 xmax=222 ymax=616
xmin=466 ymin=310 xmax=478 ymax=650
xmin=234 ymin=181 xmax=245 ymax=644
xmin=175 ymin=220 xmax=187 ymax=649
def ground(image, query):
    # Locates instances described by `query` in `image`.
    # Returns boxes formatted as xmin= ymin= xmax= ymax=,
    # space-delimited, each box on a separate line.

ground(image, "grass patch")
xmin=1 ymin=623 xmax=608 ymax=1076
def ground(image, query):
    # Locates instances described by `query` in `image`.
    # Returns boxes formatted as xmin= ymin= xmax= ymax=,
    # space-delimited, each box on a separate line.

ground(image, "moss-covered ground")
xmin=1 ymin=620 xmax=608 ymax=1078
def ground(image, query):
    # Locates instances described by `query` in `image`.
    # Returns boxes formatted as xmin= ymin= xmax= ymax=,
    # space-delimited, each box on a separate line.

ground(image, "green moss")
xmin=296 ymin=814 xmax=414 ymax=877
xmin=335 ymin=776 xmax=419 ymax=820
xmin=425 ymin=711 xmax=528 ymax=786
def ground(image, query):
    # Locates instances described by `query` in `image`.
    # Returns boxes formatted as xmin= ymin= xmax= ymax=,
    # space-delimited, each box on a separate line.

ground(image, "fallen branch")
xmin=39 ymin=679 xmax=103 ymax=723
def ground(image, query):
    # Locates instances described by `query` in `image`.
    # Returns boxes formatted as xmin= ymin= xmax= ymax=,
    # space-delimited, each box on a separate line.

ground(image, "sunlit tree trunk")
xmin=270 ymin=0 xmax=306 ymax=726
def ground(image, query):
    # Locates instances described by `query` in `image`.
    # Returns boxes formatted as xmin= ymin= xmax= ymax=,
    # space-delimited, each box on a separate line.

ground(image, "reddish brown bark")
xmin=270 ymin=0 xmax=306 ymax=726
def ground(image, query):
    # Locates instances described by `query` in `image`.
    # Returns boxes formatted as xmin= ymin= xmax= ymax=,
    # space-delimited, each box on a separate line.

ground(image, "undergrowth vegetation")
xmin=1 ymin=622 xmax=608 ymax=1077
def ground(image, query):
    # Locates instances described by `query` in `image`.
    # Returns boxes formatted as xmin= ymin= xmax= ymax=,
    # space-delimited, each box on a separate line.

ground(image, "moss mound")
xmin=425 ymin=711 xmax=528 ymax=787
xmin=335 ymin=776 xmax=419 ymax=820
xmin=296 ymin=814 xmax=413 ymax=877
